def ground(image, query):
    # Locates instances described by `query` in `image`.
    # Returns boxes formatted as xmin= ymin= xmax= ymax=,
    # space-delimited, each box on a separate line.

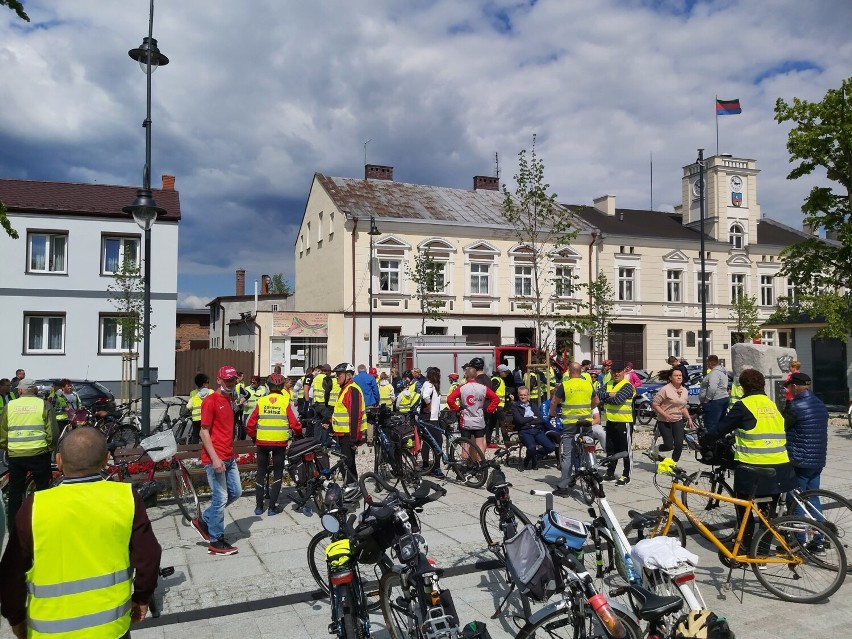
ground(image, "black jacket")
xmin=783 ymin=390 xmax=828 ymax=469
xmin=510 ymin=399 xmax=545 ymax=431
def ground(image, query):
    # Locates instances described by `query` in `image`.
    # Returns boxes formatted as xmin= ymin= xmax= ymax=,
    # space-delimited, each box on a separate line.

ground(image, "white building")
xmin=0 ymin=176 xmax=180 ymax=394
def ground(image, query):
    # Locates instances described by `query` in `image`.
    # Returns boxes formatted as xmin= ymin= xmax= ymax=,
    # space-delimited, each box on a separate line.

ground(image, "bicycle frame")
xmin=659 ymin=480 xmax=801 ymax=567
xmin=415 ymin=418 xmax=450 ymax=465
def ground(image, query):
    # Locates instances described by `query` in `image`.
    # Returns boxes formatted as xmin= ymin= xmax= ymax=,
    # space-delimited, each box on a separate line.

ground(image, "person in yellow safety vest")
xmin=378 ymin=372 xmax=396 ymax=408
xmin=0 ymin=426 xmax=162 ymax=636
xmin=487 ymin=364 xmax=514 ymax=448
xmin=395 ymin=371 xmax=421 ymax=414
xmin=51 ymin=379 xmax=82 ymax=433
xmin=522 ymin=369 xmax=541 ymax=401
xmin=0 ymin=377 xmax=17 ymax=418
xmin=246 ymin=373 xmax=303 ymax=516
xmin=702 ymin=367 xmax=797 ymax=545
xmin=330 ymin=363 xmax=367 ymax=483
xmin=728 ymin=366 xmax=748 ymax=410
xmin=185 ymin=373 xmax=212 ymax=445
xmin=550 ymin=363 xmax=599 ymax=493
xmin=236 ymin=375 xmax=267 ymax=440
xmin=310 ymin=364 xmax=334 ymax=446
xmin=580 ymin=359 xmax=594 ymax=384
xmin=0 ymin=378 xmax=58 ymax=523
xmin=596 ymin=361 xmax=635 ymax=486
xmin=445 ymin=372 xmax=461 ymax=405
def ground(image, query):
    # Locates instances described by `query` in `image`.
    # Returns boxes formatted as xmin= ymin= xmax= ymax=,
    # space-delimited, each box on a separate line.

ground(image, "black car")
xmin=33 ymin=379 xmax=117 ymax=414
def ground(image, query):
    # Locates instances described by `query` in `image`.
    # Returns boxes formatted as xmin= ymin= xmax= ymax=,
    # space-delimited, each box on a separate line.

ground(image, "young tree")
xmin=107 ymin=254 xmax=154 ymax=353
xmin=775 ymin=77 xmax=852 ymax=336
xmin=729 ymin=294 xmax=760 ymax=343
xmin=268 ymin=273 xmax=293 ymax=295
xmin=501 ymin=135 xmax=579 ymax=351
xmin=407 ymin=250 xmax=448 ymax=334
xmin=586 ymin=273 xmax=616 ymax=361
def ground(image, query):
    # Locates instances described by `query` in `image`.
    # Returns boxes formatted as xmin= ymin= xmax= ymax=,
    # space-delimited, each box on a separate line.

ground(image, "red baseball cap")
xmin=217 ymin=365 xmax=238 ymax=380
xmin=369 ymin=367 xmax=378 ymax=377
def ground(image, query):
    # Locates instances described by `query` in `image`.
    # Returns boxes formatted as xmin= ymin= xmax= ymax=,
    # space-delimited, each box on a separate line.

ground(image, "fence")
xmin=174 ymin=348 xmax=254 ymax=396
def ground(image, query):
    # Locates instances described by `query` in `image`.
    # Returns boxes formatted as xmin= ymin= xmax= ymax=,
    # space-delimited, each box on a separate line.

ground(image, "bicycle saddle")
xmin=627 ymin=509 xmax=659 ymax=530
xmin=626 ymin=584 xmax=683 ymax=621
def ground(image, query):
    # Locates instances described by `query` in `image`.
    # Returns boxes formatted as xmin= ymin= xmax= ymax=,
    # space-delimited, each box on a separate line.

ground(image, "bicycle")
xmin=642 ymin=457 xmax=846 ymax=602
xmin=289 ymin=446 xmax=358 ymax=516
xmin=152 ymin=395 xmax=194 ymax=444
xmin=479 ymin=448 xmax=532 ymax=564
xmin=413 ymin=412 xmax=488 ymax=488
xmin=367 ymin=406 xmax=421 ymax=493
xmin=92 ymin=398 xmax=142 ymax=450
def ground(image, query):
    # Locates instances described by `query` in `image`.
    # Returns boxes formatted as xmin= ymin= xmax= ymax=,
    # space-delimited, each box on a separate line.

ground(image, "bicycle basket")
xmin=140 ymin=430 xmax=177 ymax=462
xmin=504 ymin=524 xmax=559 ymax=602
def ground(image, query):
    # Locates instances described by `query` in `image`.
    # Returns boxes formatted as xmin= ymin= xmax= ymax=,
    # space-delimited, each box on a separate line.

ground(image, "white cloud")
xmin=176 ymin=293 xmax=210 ymax=309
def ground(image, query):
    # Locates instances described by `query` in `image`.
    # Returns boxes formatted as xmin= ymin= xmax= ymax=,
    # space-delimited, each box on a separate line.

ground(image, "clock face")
xmin=692 ymin=179 xmax=704 ymax=197
xmin=730 ymin=175 xmax=743 ymax=191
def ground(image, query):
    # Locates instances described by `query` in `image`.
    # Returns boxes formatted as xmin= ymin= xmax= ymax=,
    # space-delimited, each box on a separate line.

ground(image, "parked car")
xmin=33 ymin=379 xmax=117 ymax=414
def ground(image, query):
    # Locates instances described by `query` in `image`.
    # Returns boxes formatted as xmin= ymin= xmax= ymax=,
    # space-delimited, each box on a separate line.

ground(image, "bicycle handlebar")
xmin=358 ymin=472 xmax=446 ymax=510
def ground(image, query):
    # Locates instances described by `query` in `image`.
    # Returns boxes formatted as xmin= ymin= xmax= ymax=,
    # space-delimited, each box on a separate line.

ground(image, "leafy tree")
xmin=586 ymin=273 xmax=616 ymax=362
xmin=775 ymin=77 xmax=852 ymax=336
xmin=407 ymin=250 xmax=448 ymax=334
xmin=0 ymin=3 xmax=27 ymax=238
xmin=501 ymin=135 xmax=579 ymax=351
xmin=269 ymin=273 xmax=293 ymax=295
xmin=107 ymin=254 xmax=154 ymax=353
xmin=1 ymin=0 xmax=28 ymax=21
xmin=729 ymin=294 xmax=760 ymax=343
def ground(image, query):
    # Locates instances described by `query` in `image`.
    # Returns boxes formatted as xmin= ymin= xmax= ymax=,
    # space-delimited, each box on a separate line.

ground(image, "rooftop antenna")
xmin=495 ymin=152 xmax=500 ymax=181
xmin=363 ymin=139 xmax=372 ymax=178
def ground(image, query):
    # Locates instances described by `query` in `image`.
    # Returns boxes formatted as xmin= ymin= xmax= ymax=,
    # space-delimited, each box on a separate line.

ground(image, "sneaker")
xmin=602 ymin=473 xmax=617 ymax=483
xmin=566 ymin=478 xmax=577 ymax=489
xmin=191 ymin=517 xmax=210 ymax=542
xmin=804 ymin=540 xmax=826 ymax=556
xmin=615 ymin=476 xmax=631 ymax=486
xmin=207 ymin=537 xmax=239 ymax=556
xmin=254 ymin=506 xmax=264 ymax=516
xmin=431 ymin=469 xmax=446 ymax=479
xmin=268 ymin=505 xmax=283 ymax=516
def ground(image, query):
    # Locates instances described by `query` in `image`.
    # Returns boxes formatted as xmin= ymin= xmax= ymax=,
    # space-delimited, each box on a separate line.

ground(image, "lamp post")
xmin=123 ymin=0 xmax=168 ymax=438
xmin=368 ymin=216 xmax=381 ymax=367
xmin=697 ymin=149 xmax=708 ymax=373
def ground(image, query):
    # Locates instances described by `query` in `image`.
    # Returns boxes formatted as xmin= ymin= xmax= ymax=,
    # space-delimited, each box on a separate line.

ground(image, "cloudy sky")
xmin=1 ymin=0 xmax=848 ymax=307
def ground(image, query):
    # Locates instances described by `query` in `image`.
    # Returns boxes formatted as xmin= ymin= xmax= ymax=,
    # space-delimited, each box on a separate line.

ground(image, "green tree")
xmin=775 ymin=77 xmax=852 ymax=336
xmin=729 ymin=294 xmax=760 ymax=343
xmin=1 ymin=0 xmax=28 ymax=21
xmin=501 ymin=135 xmax=579 ymax=351
xmin=407 ymin=250 xmax=448 ymax=334
xmin=586 ymin=273 xmax=616 ymax=361
xmin=269 ymin=273 xmax=293 ymax=295
xmin=107 ymin=254 xmax=154 ymax=353
xmin=0 ymin=3 xmax=28 ymax=238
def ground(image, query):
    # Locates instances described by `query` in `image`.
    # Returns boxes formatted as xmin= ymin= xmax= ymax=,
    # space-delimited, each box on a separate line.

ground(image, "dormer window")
xmin=729 ymin=223 xmax=745 ymax=249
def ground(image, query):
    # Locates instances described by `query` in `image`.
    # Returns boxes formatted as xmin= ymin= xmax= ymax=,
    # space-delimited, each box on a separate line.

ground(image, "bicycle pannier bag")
xmin=540 ymin=511 xmax=588 ymax=550
xmin=673 ymin=609 xmax=735 ymax=639
xmin=504 ymin=524 xmax=558 ymax=602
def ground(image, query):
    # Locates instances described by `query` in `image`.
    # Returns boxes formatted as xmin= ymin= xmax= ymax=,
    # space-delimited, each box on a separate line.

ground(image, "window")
xmin=778 ymin=330 xmax=792 ymax=348
xmin=427 ymin=261 xmax=446 ymax=293
xmin=28 ymin=232 xmax=67 ymax=273
xmin=379 ymin=259 xmax=400 ymax=292
xmin=666 ymin=270 xmax=682 ymax=302
xmin=514 ymin=265 xmax=532 ymax=297
xmin=729 ymin=223 xmax=744 ymax=249
xmin=667 ymin=329 xmax=682 ymax=357
xmin=102 ymin=236 xmax=140 ymax=274
xmin=470 ymin=262 xmax=490 ymax=295
xmin=760 ymin=275 xmax=774 ymax=306
xmin=697 ymin=272 xmax=712 ymax=304
xmin=730 ymin=274 xmax=746 ymax=303
xmin=317 ymin=213 xmax=323 ymax=247
xmin=328 ymin=212 xmax=335 ymax=241
xmin=697 ymin=330 xmax=711 ymax=360
xmin=25 ymin=314 xmax=65 ymax=353
xmin=618 ymin=267 xmax=635 ymax=301
xmin=306 ymin=222 xmax=311 ymax=253
xmin=99 ymin=316 xmax=135 ymax=353
xmin=761 ymin=330 xmax=775 ymax=346
xmin=299 ymin=235 xmax=304 ymax=257
xmin=785 ymin=280 xmax=797 ymax=304
xmin=271 ymin=303 xmax=280 ymax=312
xmin=554 ymin=266 xmax=574 ymax=298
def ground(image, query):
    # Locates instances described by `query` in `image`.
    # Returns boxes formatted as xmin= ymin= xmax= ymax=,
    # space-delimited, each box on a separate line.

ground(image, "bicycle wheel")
xmin=681 ymin=469 xmax=738 ymax=541
xmin=641 ymin=568 xmax=699 ymax=630
xmin=787 ymin=488 xmax=852 ymax=568
xmin=751 ymin=515 xmax=846 ymax=603
xmin=479 ymin=498 xmax=532 ymax=563
xmin=515 ymin=600 xmax=642 ymax=639
xmin=417 ymin=440 xmax=440 ymax=476
xmin=632 ymin=509 xmax=687 ymax=547
xmin=170 ymin=462 xmax=200 ymax=522
xmin=373 ymin=445 xmax=400 ymax=491
xmin=379 ymin=570 xmax=416 ymax=639
xmin=447 ymin=437 xmax=487 ymax=488
xmin=397 ymin=449 xmax=422 ymax=494
xmin=109 ymin=426 xmax=140 ymax=450
xmin=308 ymin=530 xmax=333 ymax=595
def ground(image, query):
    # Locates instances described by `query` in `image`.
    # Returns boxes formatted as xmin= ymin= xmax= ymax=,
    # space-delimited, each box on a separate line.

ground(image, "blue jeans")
xmin=702 ymin=397 xmax=729 ymax=432
xmin=203 ymin=458 xmax=243 ymax=541
xmin=787 ymin=466 xmax=824 ymax=543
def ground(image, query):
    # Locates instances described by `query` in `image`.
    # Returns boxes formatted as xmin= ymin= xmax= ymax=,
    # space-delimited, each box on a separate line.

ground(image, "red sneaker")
xmin=207 ymin=537 xmax=238 ymax=556
xmin=191 ymin=517 xmax=210 ymax=542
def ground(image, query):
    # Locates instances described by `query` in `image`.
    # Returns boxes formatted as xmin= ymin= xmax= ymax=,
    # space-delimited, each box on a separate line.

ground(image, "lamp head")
xmin=128 ymin=36 xmax=169 ymax=74
xmin=123 ymin=188 xmax=165 ymax=231
xmin=369 ymin=216 xmax=381 ymax=236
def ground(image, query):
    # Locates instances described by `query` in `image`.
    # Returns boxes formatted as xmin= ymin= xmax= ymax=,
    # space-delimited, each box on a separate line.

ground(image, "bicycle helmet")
xmin=267 ymin=373 xmax=285 ymax=387
xmin=402 ymin=369 xmax=413 ymax=379
xmin=674 ymin=610 xmax=735 ymax=639
xmin=332 ymin=362 xmax=355 ymax=374
xmin=448 ymin=373 xmax=459 ymax=380
xmin=469 ymin=357 xmax=485 ymax=370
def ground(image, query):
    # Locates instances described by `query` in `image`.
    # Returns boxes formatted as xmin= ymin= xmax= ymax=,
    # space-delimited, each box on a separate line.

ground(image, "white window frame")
xmin=305 ymin=222 xmax=311 ymax=253
xmin=99 ymin=315 xmax=135 ymax=353
xmin=470 ymin=262 xmax=491 ymax=295
xmin=666 ymin=269 xmax=682 ymax=303
xmin=101 ymin=235 xmax=141 ymax=275
xmin=760 ymin=275 xmax=775 ymax=307
xmin=317 ymin=212 xmax=323 ymax=248
xmin=379 ymin=258 xmax=401 ymax=292
xmin=730 ymin=273 xmax=746 ymax=303
xmin=328 ymin=211 xmax=335 ymax=241
xmin=417 ymin=239 xmax=455 ymax=297
xmin=785 ymin=279 xmax=797 ymax=304
xmin=618 ymin=267 xmax=635 ymax=301
xmin=667 ymin=329 xmax=682 ymax=358
xmin=729 ymin=223 xmax=745 ymax=249
xmin=761 ymin=330 xmax=775 ymax=346
xmin=427 ymin=260 xmax=447 ymax=293
xmin=514 ymin=264 xmax=533 ymax=297
xmin=24 ymin=314 xmax=66 ymax=354
xmin=553 ymin=265 xmax=575 ymax=298
xmin=696 ymin=272 xmax=713 ymax=304
xmin=27 ymin=231 xmax=68 ymax=274
xmin=464 ymin=241 xmax=500 ymax=298
xmin=697 ymin=330 xmax=712 ymax=360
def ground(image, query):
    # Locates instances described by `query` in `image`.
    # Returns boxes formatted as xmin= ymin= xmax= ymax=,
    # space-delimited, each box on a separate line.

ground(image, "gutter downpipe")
xmin=588 ymin=231 xmax=598 ymax=359
xmin=351 ymin=216 xmax=359 ymax=363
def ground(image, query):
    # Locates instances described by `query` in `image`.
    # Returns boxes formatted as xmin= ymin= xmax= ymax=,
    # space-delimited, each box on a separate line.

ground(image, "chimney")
xmin=802 ymin=222 xmax=819 ymax=237
xmin=826 ymin=229 xmax=840 ymax=241
xmin=161 ymin=174 xmax=175 ymax=190
xmin=473 ymin=175 xmax=499 ymax=191
xmin=261 ymin=274 xmax=270 ymax=295
xmin=365 ymin=164 xmax=393 ymax=181
xmin=236 ymin=269 xmax=246 ymax=296
xmin=593 ymin=194 xmax=617 ymax=217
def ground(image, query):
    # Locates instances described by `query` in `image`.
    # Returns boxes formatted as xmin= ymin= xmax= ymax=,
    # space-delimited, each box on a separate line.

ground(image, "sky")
xmin=1 ymin=0 xmax=849 ymax=309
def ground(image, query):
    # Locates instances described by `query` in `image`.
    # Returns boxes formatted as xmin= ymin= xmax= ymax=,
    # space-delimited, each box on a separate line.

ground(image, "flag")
xmin=716 ymin=98 xmax=742 ymax=115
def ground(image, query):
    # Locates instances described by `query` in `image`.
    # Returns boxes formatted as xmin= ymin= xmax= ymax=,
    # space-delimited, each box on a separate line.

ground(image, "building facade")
xmin=0 ymin=176 xmax=180 ymax=394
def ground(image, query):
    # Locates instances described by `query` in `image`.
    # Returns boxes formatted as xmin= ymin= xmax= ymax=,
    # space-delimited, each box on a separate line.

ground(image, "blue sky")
xmin=0 ymin=0 xmax=849 ymax=308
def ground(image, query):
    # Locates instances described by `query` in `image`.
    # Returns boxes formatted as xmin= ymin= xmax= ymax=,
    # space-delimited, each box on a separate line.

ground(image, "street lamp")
xmin=123 ymin=0 xmax=168 ymax=438
xmin=368 ymin=216 xmax=381 ymax=367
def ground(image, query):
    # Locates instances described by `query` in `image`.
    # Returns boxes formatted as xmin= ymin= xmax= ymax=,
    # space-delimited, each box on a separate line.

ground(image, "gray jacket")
xmin=699 ymin=365 xmax=729 ymax=402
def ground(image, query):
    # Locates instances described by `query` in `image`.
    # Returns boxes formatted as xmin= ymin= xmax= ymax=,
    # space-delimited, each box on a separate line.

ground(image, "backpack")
xmin=504 ymin=524 xmax=559 ymax=602
xmin=674 ymin=610 xmax=735 ymax=639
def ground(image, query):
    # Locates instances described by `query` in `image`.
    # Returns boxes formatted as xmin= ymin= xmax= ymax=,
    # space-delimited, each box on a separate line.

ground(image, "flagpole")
xmin=715 ymin=95 xmax=719 ymax=156
xmin=650 ymin=151 xmax=653 ymax=211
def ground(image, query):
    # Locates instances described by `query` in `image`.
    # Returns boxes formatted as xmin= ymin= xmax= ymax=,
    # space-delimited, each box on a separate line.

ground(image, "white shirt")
xmin=419 ymin=381 xmax=441 ymax=421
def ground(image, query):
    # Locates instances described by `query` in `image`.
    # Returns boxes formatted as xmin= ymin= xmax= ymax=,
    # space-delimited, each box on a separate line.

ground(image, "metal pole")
xmin=140 ymin=0 xmax=155 ymax=437
xmin=368 ymin=217 xmax=374 ymax=367
xmin=698 ymin=149 xmax=708 ymax=372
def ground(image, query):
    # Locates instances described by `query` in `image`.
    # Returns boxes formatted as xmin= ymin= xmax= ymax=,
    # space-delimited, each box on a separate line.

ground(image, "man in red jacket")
xmin=246 ymin=373 xmax=302 ymax=516
xmin=330 ymin=363 xmax=367 ymax=483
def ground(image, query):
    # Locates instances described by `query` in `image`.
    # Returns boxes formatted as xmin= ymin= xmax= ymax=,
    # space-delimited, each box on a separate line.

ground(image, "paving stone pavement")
xmin=3 ymin=419 xmax=852 ymax=638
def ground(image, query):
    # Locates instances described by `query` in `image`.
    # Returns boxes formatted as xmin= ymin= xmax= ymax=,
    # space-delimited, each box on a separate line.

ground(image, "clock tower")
xmin=681 ymin=154 xmax=760 ymax=248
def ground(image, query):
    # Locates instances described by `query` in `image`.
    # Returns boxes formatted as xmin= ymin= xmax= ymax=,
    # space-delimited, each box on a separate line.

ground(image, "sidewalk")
xmin=4 ymin=421 xmax=852 ymax=638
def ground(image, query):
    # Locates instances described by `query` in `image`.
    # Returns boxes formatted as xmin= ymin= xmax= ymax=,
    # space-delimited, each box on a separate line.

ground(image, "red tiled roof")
xmin=0 ymin=178 xmax=181 ymax=221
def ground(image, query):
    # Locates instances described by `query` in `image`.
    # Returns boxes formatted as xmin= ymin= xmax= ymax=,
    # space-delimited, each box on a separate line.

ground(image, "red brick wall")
xmin=176 ymin=314 xmax=210 ymax=352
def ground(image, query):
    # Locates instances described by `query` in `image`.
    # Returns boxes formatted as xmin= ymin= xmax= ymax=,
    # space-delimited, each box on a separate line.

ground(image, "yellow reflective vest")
xmin=523 ymin=372 xmax=540 ymax=400
xmin=0 ymin=391 xmax=17 ymax=416
xmin=397 ymin=383 xmax=420 ymax=414
xmin=332 ymin=382 xmax=367 ymax=437
xmin=559 ymin=377 xmax=595 ymax=424
xmin=27 ymin=480 xmax=134 ymax=639
xmin=604 ymin=379 xmax=635 ymax=423
xmin=378 ymin=383 xmax=394 ymax=407
xmin=242 ymin=385 xmax=267 ymax=416
xmin=255 ymin=392 xmax=292 ymax=444
xmin=5 ymin=396 xmax=50 ymax=457
xmin=729 ymin=382 xmax=744 ymax=409
xmin=491 ymin=376 xmax=506 ymax=408
xmin=311 ymin=373 xmax=328 ymax=405
xmin=734 ymin=395 xmax=790 ymax=465
xmin=328 ymin=378 xmax=342 ymax=407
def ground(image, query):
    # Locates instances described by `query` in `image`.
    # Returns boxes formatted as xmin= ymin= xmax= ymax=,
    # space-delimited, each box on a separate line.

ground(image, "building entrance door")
xmin=812 ymin=337 xmax=848 ymax=408
xmin=608 ymin=324 xmax=644 ymax=368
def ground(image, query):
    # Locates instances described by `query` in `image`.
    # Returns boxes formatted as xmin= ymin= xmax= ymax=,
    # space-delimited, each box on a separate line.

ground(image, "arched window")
xmin=729 ymin=223 xmax=744 ymax=249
